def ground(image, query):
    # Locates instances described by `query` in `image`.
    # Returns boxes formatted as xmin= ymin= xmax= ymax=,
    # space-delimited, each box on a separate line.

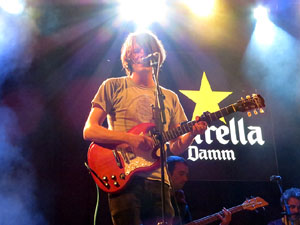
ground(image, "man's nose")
xmin=183 ymin=176 xmax=188 ymax=182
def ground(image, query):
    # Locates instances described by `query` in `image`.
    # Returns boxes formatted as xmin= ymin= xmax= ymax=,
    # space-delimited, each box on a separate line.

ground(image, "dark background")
xmin=0 ymin=0 xmax=300 ymax=225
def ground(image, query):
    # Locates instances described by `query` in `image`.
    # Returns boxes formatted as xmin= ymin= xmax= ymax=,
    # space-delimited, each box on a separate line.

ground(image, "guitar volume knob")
xmin=113 ymin=181 xmax=119 ymax=187
xmin=111 ymin=175 xmax=116 ymax=180
xmin=120 ymin=173 xmax=126 ymax=180
xmin=102 ymin=176 xmax=108 ymax=181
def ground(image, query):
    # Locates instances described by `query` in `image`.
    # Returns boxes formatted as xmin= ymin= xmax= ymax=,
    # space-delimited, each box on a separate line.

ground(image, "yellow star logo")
xmin=179 ymin=72 xmax=232 ymax=124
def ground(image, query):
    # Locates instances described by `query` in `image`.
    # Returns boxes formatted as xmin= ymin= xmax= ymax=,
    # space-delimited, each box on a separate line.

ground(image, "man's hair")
xmin=281 ymin=188 xmax=300 ymax=206
xmin=167 ymin=156 xmax=188 ymax=175
xmin=120 ymin=30 xmax=166 ymax=76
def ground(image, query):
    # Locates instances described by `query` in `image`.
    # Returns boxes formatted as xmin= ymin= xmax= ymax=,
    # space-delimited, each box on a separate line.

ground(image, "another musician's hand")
xmin=192 ymin=116 xmax=208 ymax=135
xmin=218 ymin=208 xmax=231 ymax=225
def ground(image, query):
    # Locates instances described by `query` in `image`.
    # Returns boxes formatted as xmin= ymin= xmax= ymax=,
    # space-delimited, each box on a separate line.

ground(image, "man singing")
xmin=83 ymin=30 xmax=208 ymax=225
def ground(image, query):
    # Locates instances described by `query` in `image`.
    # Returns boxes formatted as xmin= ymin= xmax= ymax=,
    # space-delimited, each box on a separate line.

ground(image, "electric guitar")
xmin=186 ymin=197 xmax=269 ymax=225
xmin=87 ymin=94 xmax=265 ymax=193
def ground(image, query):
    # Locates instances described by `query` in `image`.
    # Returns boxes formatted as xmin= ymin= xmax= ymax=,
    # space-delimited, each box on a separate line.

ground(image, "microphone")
xmin=141 ymin=52 xmax=160 ymax=66
xmin=270 ymin=175 xmax=282 ymax=182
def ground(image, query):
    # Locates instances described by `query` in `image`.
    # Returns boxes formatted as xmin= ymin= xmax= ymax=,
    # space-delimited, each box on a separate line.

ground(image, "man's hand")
xmin=218 ymin=208 xmax=232 ymax=225
xmin=192 ymin=116 xmax=208 ymax=136
xmin=126 ymin=133 xmax=155 ymax=156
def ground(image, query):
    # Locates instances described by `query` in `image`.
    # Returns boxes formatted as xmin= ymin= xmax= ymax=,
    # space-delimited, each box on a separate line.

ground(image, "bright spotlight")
xmin=254 ymin=21 xmax=275 ymax=46
xmin=253 ymin=5 xmax=269 ymax=21
xmin=0 ymin=0 xmax=25 ymax=15
xmin=118 ymin=0 xmax=167 ymax=29
xmin=185 ymin=0 xmax=215 ymax=17
xmin=253 ymin=6 xmax=274 ymax=45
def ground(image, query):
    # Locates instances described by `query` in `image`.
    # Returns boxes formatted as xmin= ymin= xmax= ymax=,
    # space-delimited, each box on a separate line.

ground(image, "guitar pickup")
xmin=112 ymin=150 xmax=123 ymax=169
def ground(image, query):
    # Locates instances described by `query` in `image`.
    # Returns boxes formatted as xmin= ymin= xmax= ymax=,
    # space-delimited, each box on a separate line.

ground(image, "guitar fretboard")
xmin=161 ymin=104 xmax=237 ymax=143
xmin=187 ymin=205 xmax=243 ymax=225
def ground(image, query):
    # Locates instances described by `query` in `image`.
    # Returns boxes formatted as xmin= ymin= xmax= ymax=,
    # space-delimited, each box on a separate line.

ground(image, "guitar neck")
xmin=162 ymin=104 xmax=237 ymax=143
xmin=187 ymin=205 xmax=243 ymax=225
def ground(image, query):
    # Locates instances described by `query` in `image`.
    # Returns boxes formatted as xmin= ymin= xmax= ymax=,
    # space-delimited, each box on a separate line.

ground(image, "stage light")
xmin=184 ymin=0 xmax=216 ymax=17
xmin=0 ymin=0 xmax=25 ymax=15
xmin=254 ymin=22 xmax=275 ymax=45
xmin=253 ymin=6 xmax=274 ymax=45
xmin=253 ymin=5 xmax=269 ymax=21
xmin=118 ymin=0 xmax=167 ymax=29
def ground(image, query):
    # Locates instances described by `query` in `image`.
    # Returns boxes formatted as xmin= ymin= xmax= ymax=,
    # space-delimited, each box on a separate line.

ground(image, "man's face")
xmin=132 ymin=41 xmax=145 ymax=63
xmin=170 ymin=162 xmax=189 ymax=191
xmin=131 ymin=41 xmax=152 ymax=72
xmin=286 ymin=197 xmax=300 ymax=221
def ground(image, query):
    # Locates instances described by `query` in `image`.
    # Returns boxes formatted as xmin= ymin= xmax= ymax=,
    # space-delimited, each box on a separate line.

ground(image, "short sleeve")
xmin=170 ymin=92 xmax=188 ymax=128
xmin=91 ymin=79 xmax=115 ymax=114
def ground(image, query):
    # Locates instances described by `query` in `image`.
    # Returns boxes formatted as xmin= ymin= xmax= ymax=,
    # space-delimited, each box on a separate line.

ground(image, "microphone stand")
xmin=150 ymin=55 xmax=168 ymax=225
xmin=274 ymin=177 xmax=293 ymax=225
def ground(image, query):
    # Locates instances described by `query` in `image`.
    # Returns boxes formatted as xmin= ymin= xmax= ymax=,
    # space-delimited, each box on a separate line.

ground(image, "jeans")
xmin=108 ymin=177 xmax=175 ymax=225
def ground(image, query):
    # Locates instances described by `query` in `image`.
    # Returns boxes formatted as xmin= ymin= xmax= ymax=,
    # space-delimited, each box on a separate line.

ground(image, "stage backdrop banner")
xmin=162 ymin=52 xmax=278 ymax=182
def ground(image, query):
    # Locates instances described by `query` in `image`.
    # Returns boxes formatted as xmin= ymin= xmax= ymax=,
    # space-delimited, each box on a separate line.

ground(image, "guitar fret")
xmin=166 ymin=131 xmax=172 ymax=140
xmin=208 ymin=113 xmax=213 ymax=123
xmin=216 ymin=111 xmax=223 ymax=119
xmin=174 ymin=127 xmax=180 ymax=136
xmin=153 ymin=136 xmax=159 ymax=146
xmin=189 ymin=122 xmax=194 ymax=131
xmin=177 ymin=127 xmax=182 ymax=136
xmin=224 ymin=108 xmax=228 ymax=116
xmin=188 ymin=123 xmax=193 ymax=132
xmin=224 ymin=106 xmax=233 ymax=115
xmin=169 ymin=130 xmax=173 ymax=140
xmin=209 ymin=112 xmax=215 ymax=121
xmin=211 ymin=112 xmax=218 ymax=121
xmin=184 ymin=123 xmax=190 ymax=133
xmin=175 ymin=127 xmax=181 ymax=136
xmin=162 ymin=132 xmax=167 ymax=143
xmin=180 ymin=126 xmax=186 ymax=135
xmin=183 ymin=124 xmax=189 ymax=133
xmin=219 ymin=109 xmax=224 ymax=117
xmin=179 ymin=126 xmax=185 ymax=135
xmin=166 ymin=131 xmax=172 ymax=141
xmin=225 ymin=106 xmax=229 ymax=114
xmin=217 ymin=112 xmax=221 ymax=119
xmin=186 ymin=123 xmax=191 ymax=132
xmin=170 ymin=130 xmax=176 ymax=139
xmin=226 ymin=106 xmax=231 ymax=114
xmin=162 ymin=132 xmax=168 ymax=142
